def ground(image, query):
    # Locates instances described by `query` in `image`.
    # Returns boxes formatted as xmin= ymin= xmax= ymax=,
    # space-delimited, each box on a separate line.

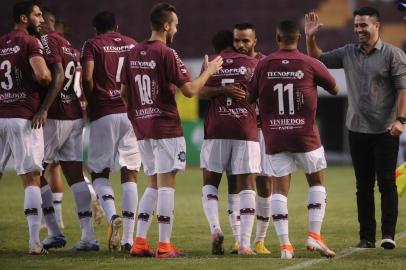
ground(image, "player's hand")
xmin=31 ymin=109 xmax=48 ymax=129
xmin=305 ymin=12 xmax=323 ymax=37
xmin=388 ymin=120 xmax=404 ymax=136
xmin=205 ymin=55 xmax=223 ymax=75
xmin=223 ymin=84 xmax=246 ymax=100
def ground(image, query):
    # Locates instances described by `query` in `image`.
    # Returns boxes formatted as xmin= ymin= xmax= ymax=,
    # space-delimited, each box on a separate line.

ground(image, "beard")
xmin=27 ymin=21 xmax=40 ymax=36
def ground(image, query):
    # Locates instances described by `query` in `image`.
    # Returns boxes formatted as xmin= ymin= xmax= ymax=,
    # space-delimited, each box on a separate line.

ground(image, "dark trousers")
xmin=348 ymin=131 xmax=399 ymax=242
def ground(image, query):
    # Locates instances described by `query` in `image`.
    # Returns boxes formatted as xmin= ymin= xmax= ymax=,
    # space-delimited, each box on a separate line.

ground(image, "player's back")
xmin=81 ymin=32 xmax=137 ymax=121
xmin=204 ymin=49 xmax=258 ymax=141
xmin=0 ymin=29 xmax=43 ymax=119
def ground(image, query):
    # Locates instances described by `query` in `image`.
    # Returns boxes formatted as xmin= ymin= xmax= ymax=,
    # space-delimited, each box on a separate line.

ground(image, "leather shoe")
xmin=355 ymin=240 xmax=375 ymax=248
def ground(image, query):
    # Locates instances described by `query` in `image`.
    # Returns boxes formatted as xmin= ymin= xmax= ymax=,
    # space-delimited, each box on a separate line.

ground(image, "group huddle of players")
xmin=0 ymin=1 xmax=339 ymax=259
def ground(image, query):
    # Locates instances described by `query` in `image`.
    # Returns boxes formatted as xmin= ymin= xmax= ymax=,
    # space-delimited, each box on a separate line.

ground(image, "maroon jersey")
xmin=248 ymin=49 xmax=336 ymax=154
xmin=122 ymin=40 xmax=190 ymax=140
xmin=204 ymin=50 xmax=258 ymax=141
xmin=0 ymin=29 xmax=44 ymax=119
xmin=40 ymin=31 xmax=82 ymax=120
xmin=81 ymin=32 xmax=137 ymax=121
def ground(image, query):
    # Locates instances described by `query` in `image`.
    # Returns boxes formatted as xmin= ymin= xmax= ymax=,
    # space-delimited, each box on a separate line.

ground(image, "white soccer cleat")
xmin=280 ymin=244 xmax=294 ymax=259
xmin=29 ymin=242 xmax=48 ymax=255
xmin=306 ymin=232 xmax=336 ymax=258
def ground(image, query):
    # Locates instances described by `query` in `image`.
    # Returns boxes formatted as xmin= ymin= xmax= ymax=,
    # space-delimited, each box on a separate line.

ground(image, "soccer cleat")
xmin=238 ymin=247 xmax=256 ymax=256
xmin=155 ymin=242 xmax=186 ymax=258
xmin=29 ymin=243 xmax=48 ymax=255
xmin=121 ymin=243 xmax=132 ymax=252
xmin=107 ymin=215 xmax=122 ymax=251
xmin=130 ymin=237 xmax=154 ymax=257
xmin=380 ymin=237 xmax=396 ymax=249
xmin=211 ymin=228 xmax=224 ymax=255
xmin=306 ymin=232 xmax=336 ymax=258
xmin=230 ymin=241 xmax=240 ymax=254
xmin=42 ymin=234 xmax=67 ymax=249
xmin=92 ymin=199 xmax=104 ymax=225
xmin=253 ymin=241 xmax=271 ymax=255
xmin=72 ymin=240 xmax=100 ymax=251
xmin=280 ymin=244 xmax=294 ymax=259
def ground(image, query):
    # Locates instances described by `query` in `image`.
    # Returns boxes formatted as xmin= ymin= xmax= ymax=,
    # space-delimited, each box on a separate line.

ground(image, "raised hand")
xmin=305 ymin=12 xmax=323 ymax=37
xmin=205 ymin=55 xmax=223 ymax=76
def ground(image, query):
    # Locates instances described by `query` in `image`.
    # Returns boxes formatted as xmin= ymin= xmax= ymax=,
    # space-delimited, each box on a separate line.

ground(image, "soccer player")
xmin=248 ymin=20 xmax=338 ymax=259
xmin=82 ymin=11 xmax=141 ymax=252
xmin=121 ymin=2 xmax=223 ymax=258
xmin=37 ymin=8 xmax=98 ymax=251
xmin=199 ymin=29 xmax=260 ymax=256
xmin=0 ymin=0 xmax=51 ymax=255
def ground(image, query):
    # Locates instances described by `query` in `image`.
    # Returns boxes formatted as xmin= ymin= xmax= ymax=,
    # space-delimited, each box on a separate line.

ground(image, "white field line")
xmin=279 ymin=230 xmax=406 ymax=270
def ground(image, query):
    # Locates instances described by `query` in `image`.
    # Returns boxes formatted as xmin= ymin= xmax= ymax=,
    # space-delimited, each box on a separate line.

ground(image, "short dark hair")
xmin=353 ymin=6 xmax=380 ymax=21
xmin=92 ymin=11 xmax=116 ymax=33
xmin=277 ymin=20 xmax=300 ymax=44
xmin=41 ymin=6 xmax=56 ymax=21
xmin=234 ymin=22 xmax=256 ymax=33
xmin=212 ymin=30 xmax=233 ymax=53
xmin=150 ymin=3 xmax=177 ymax=31
xmin=13 ymin=0 xmax=41 ymax=23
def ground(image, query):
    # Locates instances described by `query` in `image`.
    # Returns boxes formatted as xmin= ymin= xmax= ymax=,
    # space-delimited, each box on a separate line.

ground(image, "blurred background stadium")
xmin=1 ymin=0 xmax=405 ymax=166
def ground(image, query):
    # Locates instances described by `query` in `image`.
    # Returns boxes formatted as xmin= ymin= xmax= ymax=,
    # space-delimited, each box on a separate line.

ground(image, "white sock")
xmin=93 ymin=178 xmax=117 ymax=222
xmin=239 ymin=190 xmax=256 ymax=249
xmin=84 ymin=175 xmax=97 ymax=201
xmin=136 ymin=187 xmax=157 ymax=239
xmin=71 ymin=181 xmax=96 ymax=242
xmin=271 ymin=194 xmax=290 ymax=245
xmin=24 ymin=186 xmax=42 ymax=245
xmin=121 ymin=182 xmax=138 ymax=245
xmin=308 ymin=186 xmax=327 ymax=235
xmin=157 ymin=187 xmax=174 ymax=243
xmin=255 ymin=195 xmax=271 ymax=243
xmin=202 ymin=185 xmax=221 ymax=234
xmin=228 ymin=194 xmax=240 ymax=242
xmin=52 ymin=192 xmax=63 ymax=226
xmin=41 ymin=185 xmax=61 ymax=236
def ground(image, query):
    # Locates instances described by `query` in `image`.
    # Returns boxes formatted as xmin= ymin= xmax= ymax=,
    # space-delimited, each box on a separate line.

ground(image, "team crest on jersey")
xmin=177 ymin=151 xmax=186 ymax=162
xmin=282 ymin=60 xmax=289 ymax=64
xmin=140 ymin=50 xmax=147 ymax=55
xmin=113 ymin=38 xmax=122 ymax=42
xmin=226 ymin=58 xmax=233 ymax=64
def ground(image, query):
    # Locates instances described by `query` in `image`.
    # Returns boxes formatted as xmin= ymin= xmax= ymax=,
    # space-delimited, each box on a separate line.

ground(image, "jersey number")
xmin=221 ymin=78 xmax=234 ymax=106
xmin=135 ymin=74 xmax=153 ymax=105
xmin=0 ymin=60 xmax=13 ymax=90
xmin=273 ymin=83 xmax=294 ymax=115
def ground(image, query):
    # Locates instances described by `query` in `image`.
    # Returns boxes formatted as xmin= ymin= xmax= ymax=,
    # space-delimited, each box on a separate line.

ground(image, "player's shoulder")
xmin=120 ymin=34 xmax=138 ymax=45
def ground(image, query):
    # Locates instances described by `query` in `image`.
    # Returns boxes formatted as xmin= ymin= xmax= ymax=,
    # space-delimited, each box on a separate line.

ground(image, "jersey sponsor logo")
xmin=102 ymin=44 xmax=135 ymax=53
xmin=267 ymin=70 xmax=304 ymax=79
xmin=218 ymin=106 xmax=249 ymax=118
xmin=0 ymin=91 xmax=27 ymax=103
xmin=60 ymin=92 xmax=77 ymax=104
xmin=268 ymin=118 xmax=306 ymax=130
xmin=213 ymin=66 xmax=249 ymax=77
xmin=170 ymin=48 xmax=187 ymax=74
xmin=40 ymin=35 xmax=51 ymax=55
xmin=108 ymin=89 xmax=121 ymax=97
xmin=133 ymin=107 xmax=162 ymax=118
xmin=0 ymin=45 xmax=20 ymax=55
xmin=177 ymin=151 xmax=186 ymax=162
xmin=130 ymin=60 xmax=156 ymax=69
xmin=62 ymin=46 xmax=76 ymax=58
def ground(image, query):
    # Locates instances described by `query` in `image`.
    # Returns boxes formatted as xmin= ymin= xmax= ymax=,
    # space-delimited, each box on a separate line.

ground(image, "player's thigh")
xmin=230 ymin=140 xmax=260 ymax=175
xmin=88 ymin=115 xmax=117 ymax=173
xmin=294 ymin=146 xmax=327 ymax=175
xmin=258 ymin=129 xmax=272 ymax=177
xmin=268 ymin=152 xmax=296 ymax=177
xmin=200 ymin=139 xmax=232 ymax=173
xmin=154 ymin=137 xmax=186 ymax=174
xmin=117 ymin=115 xmax=141 ymax=172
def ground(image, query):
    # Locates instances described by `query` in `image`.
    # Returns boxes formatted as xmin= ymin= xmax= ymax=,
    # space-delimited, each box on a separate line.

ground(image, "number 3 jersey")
xmin=248 ymin=49 xmax=336 ymax=154
xmin=204 ymin=49 xmax=258 ymax=141
xmin=81 ymin=32 xmax=137 ymax=121
xmin=0 ymin=29 xmax=44 ymax=119
xmin=122 ymin=40 xmax=191 ymax=140
xmin=40 ymin=31 xmax=82 ymax=120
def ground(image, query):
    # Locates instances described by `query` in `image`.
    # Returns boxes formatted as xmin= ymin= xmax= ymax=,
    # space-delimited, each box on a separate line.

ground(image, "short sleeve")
xmin=319 ymin=46 xmax=346 ymax=69
xmin=81 ymin=40 xmax=95 ymax=62
xmin=27 ymin=37 xmax=44 ymax=59
xmin=40 ymin=35 xmax=62 ymax=65
xmin=390 ymin=47 xmax=406 ymax=90
xmin=311 ymin=59 xmax=336 ymax=91
xmin=164 ymin=48 xmax=191 ymax=88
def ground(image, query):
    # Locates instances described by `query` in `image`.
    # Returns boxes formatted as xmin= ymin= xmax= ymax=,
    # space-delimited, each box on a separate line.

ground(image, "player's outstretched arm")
xmin=29 ymin=56 xmax=51 ymax=87
xmin=82 ymin=60 xmax=95 ymax=98
xmin=180 ymin=55 xmax=223 ymax=98
xmin=305 ymin=12 xmax=323 ymax=59
xmin=32 ymin=62 xmax=64 ymax=129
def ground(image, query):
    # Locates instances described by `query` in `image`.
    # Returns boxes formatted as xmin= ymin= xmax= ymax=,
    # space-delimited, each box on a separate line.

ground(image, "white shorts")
xmin=0 ymin=118 xmax=43 ymax=175
xmin=258 ymin=129 xmax=272 ymax=176
xmin=200 ymin=139 xmax=260 ymax=175
xmin=138 ymin=137 xmax=186 ymax=176
xmin=44 ymin=119 xmax=83 ymax=163
xmin=266 ymin=146 xmax=327 ymax=177
xmin=88 ymin=113 xmax=141 ymax=173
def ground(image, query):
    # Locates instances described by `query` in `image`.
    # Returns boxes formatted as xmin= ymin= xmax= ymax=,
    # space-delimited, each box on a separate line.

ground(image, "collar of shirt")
xmin=357 ymin=38 xmax=383 ymax=55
